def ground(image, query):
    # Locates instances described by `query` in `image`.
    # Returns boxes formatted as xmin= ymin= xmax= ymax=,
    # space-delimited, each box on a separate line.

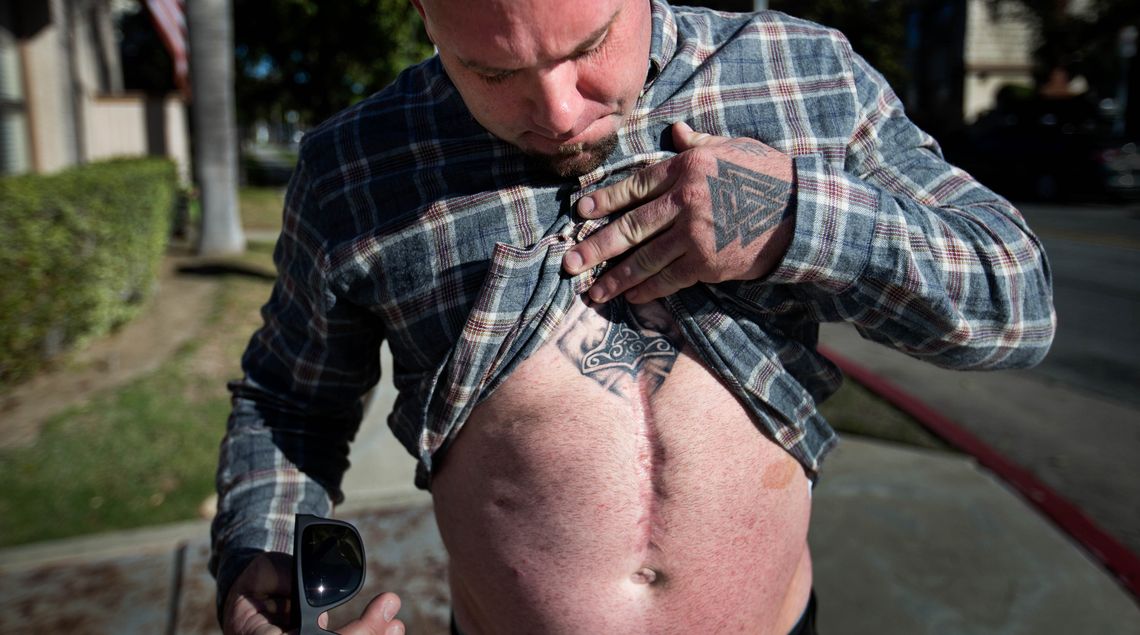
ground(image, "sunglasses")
xmin=293 ymin=513 xmax=367 ymax=635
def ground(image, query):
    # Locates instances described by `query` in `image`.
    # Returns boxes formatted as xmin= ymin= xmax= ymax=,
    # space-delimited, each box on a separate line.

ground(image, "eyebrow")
xmin=457 ymin=10 xmax=621 ymax=75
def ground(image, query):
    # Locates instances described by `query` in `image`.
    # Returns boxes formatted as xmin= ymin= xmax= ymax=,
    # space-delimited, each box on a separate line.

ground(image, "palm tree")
xmin=188 ymin=0 xmax=245 ymax=255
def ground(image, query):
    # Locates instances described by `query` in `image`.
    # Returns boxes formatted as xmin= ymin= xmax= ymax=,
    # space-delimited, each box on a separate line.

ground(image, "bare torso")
xmin=431 ymin=296 xmax=813 ymax=634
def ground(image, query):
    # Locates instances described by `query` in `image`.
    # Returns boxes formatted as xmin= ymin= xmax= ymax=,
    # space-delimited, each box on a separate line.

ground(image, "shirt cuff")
xmin=766 ymin=154 xmax=880 ymax=292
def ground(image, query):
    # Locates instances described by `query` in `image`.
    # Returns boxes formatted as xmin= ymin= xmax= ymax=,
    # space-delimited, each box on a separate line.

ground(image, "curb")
xmin=820 ymin=345 xmax=1140 ymax=602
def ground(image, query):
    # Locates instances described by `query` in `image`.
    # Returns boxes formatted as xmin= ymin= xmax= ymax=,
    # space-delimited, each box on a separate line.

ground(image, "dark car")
xmin=947 ymin=92 xmax=1139 ymax=202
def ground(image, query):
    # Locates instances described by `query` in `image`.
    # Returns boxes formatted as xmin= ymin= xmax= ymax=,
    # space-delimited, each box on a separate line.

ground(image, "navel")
xmin=630 ymin=566 xmax=660 ymax=585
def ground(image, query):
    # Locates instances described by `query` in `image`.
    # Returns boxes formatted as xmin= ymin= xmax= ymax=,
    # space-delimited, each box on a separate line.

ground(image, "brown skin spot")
xmin=761 ymin=455 xmax=799 ymax=490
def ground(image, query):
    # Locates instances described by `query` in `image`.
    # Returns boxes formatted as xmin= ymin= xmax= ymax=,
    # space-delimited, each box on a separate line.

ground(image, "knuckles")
xmin=616 ymin=211 xmax=649 ymax=245
xmin=630 ymin=243 xmax=661 ymax=273
xmin=672 ymin=181 xmax=705 ymax=210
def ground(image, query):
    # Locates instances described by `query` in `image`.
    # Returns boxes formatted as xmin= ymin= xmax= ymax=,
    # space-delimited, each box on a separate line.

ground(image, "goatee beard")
xmin=529 ymin=133 xmax=620 ymax=178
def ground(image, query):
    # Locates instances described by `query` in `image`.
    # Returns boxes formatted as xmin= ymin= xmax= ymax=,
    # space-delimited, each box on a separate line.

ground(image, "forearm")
xmin=209 ymin=384 xmax=360 ymax=621
xmin=767 ymin=154 xmax=1055 ymax=369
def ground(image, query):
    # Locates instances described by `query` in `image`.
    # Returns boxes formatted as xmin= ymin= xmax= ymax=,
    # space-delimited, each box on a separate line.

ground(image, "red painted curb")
xmin=818 ymin=345 xmax=1140 ymax=601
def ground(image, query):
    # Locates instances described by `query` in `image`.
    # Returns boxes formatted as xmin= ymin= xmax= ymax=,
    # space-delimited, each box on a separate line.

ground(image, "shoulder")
xmin=671 ymin=4 xmax=853 ymax=59
xmin=658 ymin=5 xmax=859 ymax=102
xmin=295 ymin=56 xmax=474 ymax=182
xmin=674 ymin=4 xmax=848 ymax=42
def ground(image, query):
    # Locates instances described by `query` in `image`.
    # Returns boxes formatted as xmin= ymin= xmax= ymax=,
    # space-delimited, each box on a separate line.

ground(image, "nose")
xmin=528 ymin=61 xmax=585 ymax=139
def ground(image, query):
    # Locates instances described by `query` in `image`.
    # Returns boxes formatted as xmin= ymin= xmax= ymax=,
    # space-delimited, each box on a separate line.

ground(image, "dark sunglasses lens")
xmin=300 ymin=524 xmax=364 ymax=608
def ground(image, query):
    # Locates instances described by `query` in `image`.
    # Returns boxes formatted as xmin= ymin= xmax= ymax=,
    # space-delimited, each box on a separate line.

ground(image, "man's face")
xmin=412 ymin=0 xmax=653 ymax=177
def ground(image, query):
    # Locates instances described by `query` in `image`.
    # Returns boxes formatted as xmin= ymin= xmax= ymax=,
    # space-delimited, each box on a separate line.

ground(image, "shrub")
xmin=0 ymin=158 xmax=178 ymax=389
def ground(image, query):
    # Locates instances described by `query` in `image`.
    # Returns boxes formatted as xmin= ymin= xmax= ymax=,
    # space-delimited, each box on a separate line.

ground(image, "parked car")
xmin=946 ymin=92 xmax=1140 ymax=203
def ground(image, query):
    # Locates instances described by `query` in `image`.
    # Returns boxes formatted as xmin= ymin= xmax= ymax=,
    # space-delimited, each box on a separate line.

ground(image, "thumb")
xmin=672 ymin=121 xmax=721 ymax=150
xmin=331 ymin=592 xmax=404 ymax=635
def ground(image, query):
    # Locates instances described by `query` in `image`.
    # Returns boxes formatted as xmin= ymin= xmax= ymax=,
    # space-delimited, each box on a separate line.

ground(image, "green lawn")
xmin=239 ymin=186 xmax=286 ymax=231
xmin=0 ymin=346 xmax=230 ymax=545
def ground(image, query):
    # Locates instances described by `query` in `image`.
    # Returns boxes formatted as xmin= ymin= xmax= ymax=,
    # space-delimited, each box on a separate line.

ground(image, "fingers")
xmin=223 ymin=552 xmax=294 ymax=635
xmin=672 ymin=120 xmax=725 ymax=150
xmin=575 ymin=120 xmax=722 ymax=222
xmin=574 ymin=158 xmax=677 ymax=221
xmin=333 ymin=592 xmax=405 ymax=635
xmin=586 ymin=233 xmax=686 ymax=303
xmin=565 ymin=196 xmax=679 ymax=276
xmin=564 ymin=122 xmax=770 ymax=303
xmin=564 ymin=122 xmax=729 ymax=278
xmin=624 ymin=260 xmax=700 ymax=304
xmin=225 ymin=597 xmax=287 ymax=635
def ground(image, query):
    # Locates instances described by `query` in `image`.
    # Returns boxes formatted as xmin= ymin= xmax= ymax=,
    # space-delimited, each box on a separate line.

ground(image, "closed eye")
xmin=479 ymin=70 xmax=516 ymax=84
xmin=574 ymin=32 xmax=609 ymax=61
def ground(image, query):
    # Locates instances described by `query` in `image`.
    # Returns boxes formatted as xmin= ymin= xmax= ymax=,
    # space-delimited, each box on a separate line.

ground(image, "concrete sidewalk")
xmin=2 ymin=341 xmax=1137 ymax=633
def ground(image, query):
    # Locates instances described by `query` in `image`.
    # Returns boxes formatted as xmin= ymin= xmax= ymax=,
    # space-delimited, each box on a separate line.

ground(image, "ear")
xmin=408 ymin=0 xmax=436 ymax=44
xmin=408 ymin=0 xmax=428 ymax=21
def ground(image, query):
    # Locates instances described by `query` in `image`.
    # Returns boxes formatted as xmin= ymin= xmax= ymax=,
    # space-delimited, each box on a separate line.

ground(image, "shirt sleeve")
xmin=208 ymin=150 xmax=385 ymax=621
xmin=764 ymin=34 xmax=1056 ymax=370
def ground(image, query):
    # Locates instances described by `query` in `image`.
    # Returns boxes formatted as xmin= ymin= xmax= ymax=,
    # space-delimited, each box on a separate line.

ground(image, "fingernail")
xmin=578 ymin=196 xmax=596 ymax=215
xmin=589 ymin=284 xmax=607 ymax=303
xmin=391 ymin=623 xmax=405 ymax=635
xmin=564 ymin=250 xmax=583 ymax=273
xmin=382 ymin=599 xmax=397 ymax=621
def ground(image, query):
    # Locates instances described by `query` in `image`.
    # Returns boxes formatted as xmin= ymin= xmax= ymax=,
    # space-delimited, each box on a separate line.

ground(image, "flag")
xmin=145 ymin=0 xmax=189 ymax=97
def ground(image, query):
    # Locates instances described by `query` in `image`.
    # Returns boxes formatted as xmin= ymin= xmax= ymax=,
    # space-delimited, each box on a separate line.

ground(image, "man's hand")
xmin=222 ymin=552 xmax=406 ymax=635
xmin=562 ymin=121 xmax=796 ymax=304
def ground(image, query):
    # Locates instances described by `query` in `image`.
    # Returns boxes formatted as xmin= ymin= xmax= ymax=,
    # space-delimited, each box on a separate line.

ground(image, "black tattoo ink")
xmin=706 ymin=159 xmax=792 ymax=251
xmin=556 ymin=299 xmax=682 ymax=398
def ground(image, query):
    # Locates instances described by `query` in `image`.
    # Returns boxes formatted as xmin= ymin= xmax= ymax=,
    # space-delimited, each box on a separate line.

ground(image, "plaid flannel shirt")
xmin=210 ymin=0 xmax=1056 ymax=613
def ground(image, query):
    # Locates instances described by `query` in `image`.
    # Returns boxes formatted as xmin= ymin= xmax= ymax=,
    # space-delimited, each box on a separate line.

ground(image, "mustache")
xmin=552 ymin=142 xmax=588 ymax=156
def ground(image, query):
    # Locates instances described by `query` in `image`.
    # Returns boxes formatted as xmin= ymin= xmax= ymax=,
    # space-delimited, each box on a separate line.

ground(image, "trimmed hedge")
xmin=0 ymin=158 xmax=178 ymax=389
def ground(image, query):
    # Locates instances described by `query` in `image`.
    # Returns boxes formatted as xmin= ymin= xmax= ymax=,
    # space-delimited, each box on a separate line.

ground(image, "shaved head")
xmin=410 ymin=0 xmax=652 ymax=176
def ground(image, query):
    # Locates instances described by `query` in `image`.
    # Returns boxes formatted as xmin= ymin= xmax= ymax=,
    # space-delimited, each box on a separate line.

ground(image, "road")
xmin=820 ymin=200 xmax=1140 ymax=559
xmin=1019 ymin=203 xmax=1140 ymax=407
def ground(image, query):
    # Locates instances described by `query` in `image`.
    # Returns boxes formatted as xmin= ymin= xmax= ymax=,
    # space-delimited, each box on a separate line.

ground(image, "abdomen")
xmin=430 ymin=297 xmax=813 ymax=634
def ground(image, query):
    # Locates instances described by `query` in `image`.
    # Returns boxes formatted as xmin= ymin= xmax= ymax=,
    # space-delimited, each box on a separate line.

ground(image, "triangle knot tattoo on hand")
xmin=706 ymin=159 xmax=791 ymax=251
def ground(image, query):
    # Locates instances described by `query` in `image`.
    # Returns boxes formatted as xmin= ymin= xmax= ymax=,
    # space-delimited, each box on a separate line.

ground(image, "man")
xmin=210 ymin=0 xmax=1056 ymax=633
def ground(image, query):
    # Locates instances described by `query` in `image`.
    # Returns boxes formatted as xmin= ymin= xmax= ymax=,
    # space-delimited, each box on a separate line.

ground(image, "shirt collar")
xmin=645 ymin=0 xmax=678 ymax=89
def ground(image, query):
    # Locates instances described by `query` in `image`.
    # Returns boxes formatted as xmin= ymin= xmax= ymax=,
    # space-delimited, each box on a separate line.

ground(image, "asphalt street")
xmin=1018 ymin=203 xmax=1140 ymax=407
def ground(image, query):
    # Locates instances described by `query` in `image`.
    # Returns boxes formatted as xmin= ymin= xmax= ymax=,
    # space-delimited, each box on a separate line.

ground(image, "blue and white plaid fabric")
xmin=210 ymin=0 xmax=1055 ymax=612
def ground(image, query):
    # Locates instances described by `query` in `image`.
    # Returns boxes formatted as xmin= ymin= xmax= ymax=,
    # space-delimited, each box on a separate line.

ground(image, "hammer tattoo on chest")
xmin=556 ymin=298 xmax=683 ymax=398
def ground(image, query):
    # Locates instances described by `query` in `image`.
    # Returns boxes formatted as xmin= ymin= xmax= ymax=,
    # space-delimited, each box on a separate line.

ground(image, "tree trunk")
xmin=188 ymin=0 xmax=245 ymax=256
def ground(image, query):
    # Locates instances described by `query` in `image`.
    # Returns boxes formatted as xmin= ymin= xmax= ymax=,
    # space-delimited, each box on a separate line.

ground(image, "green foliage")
xmin=0 ymin=193 xmax=277 ymax=547
xmin=0 ymin=159 xmax=178 ymax=389
xmin=233 ymin=0 xmax=435 ymax=127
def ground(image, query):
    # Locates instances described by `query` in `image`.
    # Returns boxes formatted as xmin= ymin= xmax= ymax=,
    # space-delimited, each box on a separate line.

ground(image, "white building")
xmin=0 ymin=0 xmax=189 ymax=178
xmin=962 ymin=0 xmax=1094 ymax=122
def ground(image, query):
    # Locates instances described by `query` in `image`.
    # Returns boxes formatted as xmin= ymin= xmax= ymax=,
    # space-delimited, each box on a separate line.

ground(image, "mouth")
xmin=525 ymin=131 xmax=620 ymax=178
xmin=527 ymin=134 xmax=591 ymax=157
xmin=525 ymin=114 xmax=621 ymax=155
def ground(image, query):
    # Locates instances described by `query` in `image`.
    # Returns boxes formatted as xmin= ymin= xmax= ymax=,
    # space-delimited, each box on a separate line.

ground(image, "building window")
xmin=0 ymin=2 xmax=30 ymax=175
